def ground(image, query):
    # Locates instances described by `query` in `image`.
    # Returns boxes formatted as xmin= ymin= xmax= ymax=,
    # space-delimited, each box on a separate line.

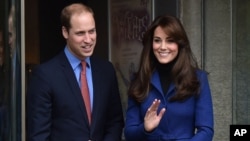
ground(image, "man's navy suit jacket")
xmin=27 ymin=51 xmax=124 ymax=141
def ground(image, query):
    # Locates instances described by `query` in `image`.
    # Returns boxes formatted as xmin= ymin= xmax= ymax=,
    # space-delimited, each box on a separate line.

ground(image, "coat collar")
xmin=151 ymin=70 xmax=175 ymax=97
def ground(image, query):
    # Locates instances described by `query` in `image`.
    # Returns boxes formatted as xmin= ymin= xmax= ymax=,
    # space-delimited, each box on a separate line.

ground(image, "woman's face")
xmin=153 ymin=26 xmax=178 ymax=64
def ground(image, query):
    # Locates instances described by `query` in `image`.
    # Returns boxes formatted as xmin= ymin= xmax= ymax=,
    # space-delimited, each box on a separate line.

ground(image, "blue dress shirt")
xmin=64 ymin=47 xmax=93 ymax=110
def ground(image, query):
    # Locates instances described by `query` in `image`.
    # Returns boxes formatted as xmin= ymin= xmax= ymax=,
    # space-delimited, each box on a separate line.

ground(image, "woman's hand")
xmin=144 ymin=99 xmax=166 ymax=132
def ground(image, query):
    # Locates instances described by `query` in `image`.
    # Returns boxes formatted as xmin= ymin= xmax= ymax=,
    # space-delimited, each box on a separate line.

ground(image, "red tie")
xmin=81 ymin=61 xmax=91 ymax=124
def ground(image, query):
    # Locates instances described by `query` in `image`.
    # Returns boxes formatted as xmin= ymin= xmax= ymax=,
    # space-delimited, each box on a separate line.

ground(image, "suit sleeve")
xmin=27 ymin=67 xmax=52 ymax=141
xmin=103 ymin=63 xmax=125 ymax=141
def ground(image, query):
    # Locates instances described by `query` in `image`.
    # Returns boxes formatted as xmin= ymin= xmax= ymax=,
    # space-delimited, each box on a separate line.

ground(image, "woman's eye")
xmin=167 ymin=39 xmax=174 ymax=43
xmin=153 ymin=39 xmax=161 ymax=43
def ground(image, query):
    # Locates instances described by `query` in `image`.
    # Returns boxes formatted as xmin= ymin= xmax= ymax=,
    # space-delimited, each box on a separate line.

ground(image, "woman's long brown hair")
xmin=128 ymin=15 xmax=200 ymax=103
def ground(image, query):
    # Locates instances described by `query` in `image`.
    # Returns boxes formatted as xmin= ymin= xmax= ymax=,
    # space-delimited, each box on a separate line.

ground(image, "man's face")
xmin=62 ymin=12 xmax=97 ymax=60
xmin=8 ymin=9 xmax=16 ymax=58
xmin=0 ymin=32 xmax=3 ymax=65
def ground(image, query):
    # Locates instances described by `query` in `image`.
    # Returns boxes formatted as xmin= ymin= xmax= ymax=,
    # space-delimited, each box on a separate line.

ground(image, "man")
xmin=27 ymin=3 xmax=124 ymax=141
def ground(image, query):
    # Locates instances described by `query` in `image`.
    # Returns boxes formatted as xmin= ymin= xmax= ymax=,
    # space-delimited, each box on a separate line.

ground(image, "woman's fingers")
xmin=148 ymin=99 xmax=160 ymax=111
xmin=158 ymin=108 xmax=166 ymax=118
xmin=144 ymin=99 xmax=166 ymax=132
xmin=146 ymin=99 xmax=165 ymax=117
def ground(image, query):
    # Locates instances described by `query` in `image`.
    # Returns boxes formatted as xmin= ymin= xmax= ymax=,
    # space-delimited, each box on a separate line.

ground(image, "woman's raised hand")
xmin=144 ymin=99 xmax=166 ymax=132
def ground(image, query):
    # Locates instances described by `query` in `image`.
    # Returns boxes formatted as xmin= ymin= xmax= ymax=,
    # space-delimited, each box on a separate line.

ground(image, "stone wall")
xmin=180 ymin=0 xmax=232 ymax=140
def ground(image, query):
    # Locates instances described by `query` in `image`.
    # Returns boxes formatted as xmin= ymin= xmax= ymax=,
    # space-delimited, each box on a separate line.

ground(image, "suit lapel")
xmin=59 ymin=52 xmax=90 ymax=127
xmin=89 ymin=58 xmax=102 ymax=129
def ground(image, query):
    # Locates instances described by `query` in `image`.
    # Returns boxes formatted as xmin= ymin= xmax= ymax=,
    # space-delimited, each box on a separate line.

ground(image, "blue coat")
xmin=124 ymin=70 xmax=214 ymax=141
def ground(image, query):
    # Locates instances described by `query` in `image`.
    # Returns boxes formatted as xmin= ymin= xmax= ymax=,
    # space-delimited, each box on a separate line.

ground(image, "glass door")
xmin=0 ymin=0 xmax=22 ymax=140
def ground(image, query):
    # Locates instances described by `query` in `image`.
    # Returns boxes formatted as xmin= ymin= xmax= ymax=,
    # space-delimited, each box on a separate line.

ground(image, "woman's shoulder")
xmin=195 ymin=69 xmax=210 ymax=82
xmin=196 ymin=69 xmax=208 ymax=75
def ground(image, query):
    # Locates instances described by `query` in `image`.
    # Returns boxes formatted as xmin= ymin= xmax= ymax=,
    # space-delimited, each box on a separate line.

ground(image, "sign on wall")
xmin=108 ymin=0 xmax=153 ymax=115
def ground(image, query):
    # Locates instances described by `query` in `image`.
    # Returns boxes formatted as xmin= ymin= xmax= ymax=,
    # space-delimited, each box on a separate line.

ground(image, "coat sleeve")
xmin=124 ymin=97 xmax=150 ymax=141
xmin=191 ymin=71 xmax=214 ymax=141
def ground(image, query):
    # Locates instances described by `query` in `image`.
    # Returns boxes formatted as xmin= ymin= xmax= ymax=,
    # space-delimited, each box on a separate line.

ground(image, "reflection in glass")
xmin=0 ymin=0 xmax=22 ymax=140
xmin=9 ymin=3 xmax=22 ymax=141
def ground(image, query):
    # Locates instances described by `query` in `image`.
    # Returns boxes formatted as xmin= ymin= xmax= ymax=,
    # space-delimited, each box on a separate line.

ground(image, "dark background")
xmin=38 ymin=0 xmax=178 ymax=63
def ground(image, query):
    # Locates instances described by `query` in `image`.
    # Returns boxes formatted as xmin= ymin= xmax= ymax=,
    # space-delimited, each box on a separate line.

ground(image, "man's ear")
xmin=62 ymin=26 xmax=68 ymax=39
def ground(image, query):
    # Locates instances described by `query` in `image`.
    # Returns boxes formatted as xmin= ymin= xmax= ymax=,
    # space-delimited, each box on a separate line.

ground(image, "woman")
xmin=124 ymin=15 xmax=214 ymax=141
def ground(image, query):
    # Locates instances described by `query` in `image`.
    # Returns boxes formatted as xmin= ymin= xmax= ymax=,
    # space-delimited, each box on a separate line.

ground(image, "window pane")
xmin=0 ymin=0 xmax=22 ymax=140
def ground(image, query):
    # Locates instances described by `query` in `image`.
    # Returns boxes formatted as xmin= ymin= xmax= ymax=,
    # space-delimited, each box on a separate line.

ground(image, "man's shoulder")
xmin=90 ymin=57 xmax=115 ymax=72
xmin=33 ymin=51 xmax=66 ymax=72
xmin=90 ymin=57 xmax=113 ymax=66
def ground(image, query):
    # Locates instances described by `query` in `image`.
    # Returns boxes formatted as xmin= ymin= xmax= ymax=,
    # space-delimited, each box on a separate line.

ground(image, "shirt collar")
xmin=64 ymin=46 xmax=91 ymax=70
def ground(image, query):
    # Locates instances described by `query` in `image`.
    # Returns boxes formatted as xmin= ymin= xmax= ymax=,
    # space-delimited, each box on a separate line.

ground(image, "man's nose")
xmin=83 ymin=33 xmax=91 ymax=43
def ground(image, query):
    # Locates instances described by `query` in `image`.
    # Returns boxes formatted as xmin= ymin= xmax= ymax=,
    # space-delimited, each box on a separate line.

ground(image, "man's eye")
xmin=76 ymin=32 xmax=84 ymax=35
xmin=89 ymin=29 xmax=96 ymax=34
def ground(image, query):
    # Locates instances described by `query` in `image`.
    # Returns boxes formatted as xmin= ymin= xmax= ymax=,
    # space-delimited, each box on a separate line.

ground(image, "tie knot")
xmin=81 ymin=61 xmax=87 ymax=74
xmin=81 ymin=61 xmax=86 ymax=68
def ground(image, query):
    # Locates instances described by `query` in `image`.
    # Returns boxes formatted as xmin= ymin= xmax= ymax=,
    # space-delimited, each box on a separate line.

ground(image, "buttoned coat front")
xmin=124 ymin=70 xmax=214 ymax=141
